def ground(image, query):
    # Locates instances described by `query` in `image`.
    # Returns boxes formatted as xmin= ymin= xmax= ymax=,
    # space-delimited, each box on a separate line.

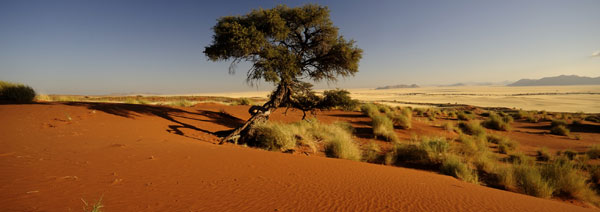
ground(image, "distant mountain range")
xmin=508 ymin=75 xmax=600 ymax=86
xmin=375 ymin=84 xmax=419 ymax=90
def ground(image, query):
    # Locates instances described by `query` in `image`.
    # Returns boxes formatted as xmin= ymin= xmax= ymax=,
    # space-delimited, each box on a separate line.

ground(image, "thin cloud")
xmin=592 ymin=51 xmax=600 ymax=57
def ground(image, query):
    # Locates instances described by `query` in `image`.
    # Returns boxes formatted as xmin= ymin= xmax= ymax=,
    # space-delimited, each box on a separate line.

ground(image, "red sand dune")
xmin=0 ymin=102 xmax=597 ymax=211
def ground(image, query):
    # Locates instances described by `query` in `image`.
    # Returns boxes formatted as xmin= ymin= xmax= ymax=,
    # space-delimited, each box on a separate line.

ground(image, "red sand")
xmin=0 ymin=102 xmax=597 ymax=211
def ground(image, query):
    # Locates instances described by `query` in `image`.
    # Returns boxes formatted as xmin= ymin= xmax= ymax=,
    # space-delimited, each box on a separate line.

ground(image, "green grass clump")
xmin=360 ymin=103 xmax=379 ymax=117
xmin=458 ymin=121 xmax=486 ymax=137
xmin=558 ymin=149 xmax=577 ymax=160
xmin=249 ymin=119 xmax=361 ymax=161
xmin=441 ymin=154 xmax=479 ymax=183
xmin=362 ymin=142 xmax=382 ymax=163
xmin=251 ymin=121 xmax=299 ymax=152
xmin=482 ymin=112 xmax=511 ymax=131
xmin=507 ymin=152 xmax=534 ymax=165
xmin=0 ymin=80 xmax=36 ymax=102
xmin=550 ymin=125 xmax=570 ymax=136
xmin=386 ymin=111 xmax=412 ymax=129
xmin=537 ymin=147 xmax=551 ymax=161
xmin=457 ymin=111 xmax=474 ymax=121
xmin=587 ymin=145 xmax=600 ymax=159
xmin=540 ymin=157 xmax=588 ymax=199
xmin=371 ymin=114 xmax=398 ymax=142
xmin=420 ymin=137 xmax=450 ymax=162
xmin=513 ymin=164 xmax=554 ymax=198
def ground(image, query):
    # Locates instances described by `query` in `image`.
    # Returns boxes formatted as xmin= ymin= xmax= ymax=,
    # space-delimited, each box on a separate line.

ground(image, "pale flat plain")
xmin=194 ymin=85 xmax=600 ymax=113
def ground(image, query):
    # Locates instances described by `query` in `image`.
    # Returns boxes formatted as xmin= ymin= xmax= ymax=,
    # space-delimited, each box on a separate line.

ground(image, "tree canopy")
xmin=204 ymin=4 xmax=362 ymax=86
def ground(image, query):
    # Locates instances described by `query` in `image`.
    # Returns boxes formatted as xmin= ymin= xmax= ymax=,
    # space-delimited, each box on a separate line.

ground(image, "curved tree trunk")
xmin=220 ymin=83 xmax=292 ymax=144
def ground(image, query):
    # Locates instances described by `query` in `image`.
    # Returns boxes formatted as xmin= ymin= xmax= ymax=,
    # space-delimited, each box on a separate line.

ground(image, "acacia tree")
xmin=205 ymin=4 xmax=362 ymax=143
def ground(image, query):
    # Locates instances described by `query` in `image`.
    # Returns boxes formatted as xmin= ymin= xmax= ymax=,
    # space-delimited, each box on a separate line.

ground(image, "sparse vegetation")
xmin=537 ymin=147 xmax=551 ymax=161
xmin=237 ymin=97 xmax=253 ymax=105
xmin=587 ymin=145 xmax=600 ymax=159
xmin=441 ymin=154 xmax=479 ymax=184
xmin=482 ymin=112 xmax=511 ymax=131
xmin=513 ymin=164 xmax=554 ymax=198
xmin=457 ymin=111 xmax=474 ymax=121
xmin=0 ymin=80 xmax=36 ymax=102
xmin=371 ymin=114 xmax=398 ymax=142
xmin=363 ymin=142 xmax=382 ymax=163
xmin=81 ymin=195 xmax=104 ymax=212
xmin=458 ymin=121 xmax=486 ymax=136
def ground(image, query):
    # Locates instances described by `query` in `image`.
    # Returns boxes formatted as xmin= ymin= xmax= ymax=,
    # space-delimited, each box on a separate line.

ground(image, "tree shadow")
xmin=64 ymin=102 xmax=244 ymax=139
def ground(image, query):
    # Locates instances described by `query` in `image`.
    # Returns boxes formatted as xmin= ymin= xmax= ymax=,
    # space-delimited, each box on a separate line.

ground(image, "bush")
xmin=420 ymin=137 xmax=449 ymax=162
xmin=457 ymin=111 xmax=474 ymax=121
xmin=441 ymin=154 xmax=478 ymax=183
xmin=251 ymin=121 xmax=299 ymax=151
xmin=237 ymin=97 xmax=252 ymax=105
xmin=507 ymin=152 xmax=534 ymax=165
xmin=482 ymin=112 xmax=511 ymax=131
xmin=0 ymin=81 xmax=36 ymax=102
xmin=170 ymin=99 xmax=195 ymax=107
xmin=320 ymin=89 xmax=359 ymax=111
xmin=559 ymin=149 xmax=577 ymax=160
xmin=360 ymin=103 xmax=379 ymax=117
xmin=371 ymin=114 xmax=398 ymax=142
xmin=587 ymin=145 xmax=600 ymax=159
xmin=442 ymin=122 xmax=455 ymax=132
xmin=458 ymin=121 xmax=486 ymax=136
xmin=550 ymin=125 xmax=570 ymax=136
xmin=513 ymin=164 xmax=554 ymax=198
xmin=362 ymin=142 xmax=382 ymax=163
xmin=386 ymin=111 xmax=411 ymax=129
xmin=540 ymin=157 xmax=588 ymax=199
xmin=537 ymin=147 xmax=551 ymax=162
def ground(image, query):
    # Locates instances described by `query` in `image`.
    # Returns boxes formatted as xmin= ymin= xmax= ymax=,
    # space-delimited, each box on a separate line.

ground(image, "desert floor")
xmin=1 ymin=102 xmax=599 ymax=211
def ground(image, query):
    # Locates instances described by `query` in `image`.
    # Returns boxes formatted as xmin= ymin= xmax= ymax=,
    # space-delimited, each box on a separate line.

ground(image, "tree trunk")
xmin=220 ymin=83 xmax=292 ymax=144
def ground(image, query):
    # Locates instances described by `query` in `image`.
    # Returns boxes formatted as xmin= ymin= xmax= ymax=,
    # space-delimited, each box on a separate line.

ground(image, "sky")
xmin=1 ymin=0 xmax=599 ymax=95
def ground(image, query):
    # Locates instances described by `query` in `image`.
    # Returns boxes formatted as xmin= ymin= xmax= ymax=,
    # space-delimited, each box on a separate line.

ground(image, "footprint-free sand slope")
xmin=0 ymin=102 xmax=596 ymax=211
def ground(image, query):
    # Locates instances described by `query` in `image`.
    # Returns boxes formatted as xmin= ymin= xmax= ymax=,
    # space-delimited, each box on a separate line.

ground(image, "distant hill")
xmin=508 ymin=75 xmax=600 ymax=86
xmin=375 ymin=84 xmax=419 ymax=90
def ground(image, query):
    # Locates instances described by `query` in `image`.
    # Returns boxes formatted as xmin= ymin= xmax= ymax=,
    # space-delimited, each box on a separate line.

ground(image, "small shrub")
xmin=386 ymin=111 xmax=411 ymax=129
xmin=458 ymin=121 xmax=486 ymax=136
xmin=587 ymin=145 xmax=600 ymax=159
xmin=371 ymin=114 xmax=398 ymax=142
xmin=540 ymin=157 xmax=588 ymax=199
xmin=420 ymin=137 xmax=449 ymax=162
xmin=362 ymin=142 xmax=382 ymax=163
xmin=0 ymin=81 xmax=36 ymax=102
xmin=550 ymin=125 xmax=570 ymax=136
xmin=482 ymin=112 xmax=511 ymax=131
xmin=378 ymin=104 xmax=392 ymax=114
xmin=513 ymin=164 xmax=554 ymax=198
xmin=360 ymin=103 xmax=379 ymax=117
xmin=390 ymin=143 xmax=429 ymax=165
xmin=585 ymin=115 xmax=600 ymax=123
xmin=457 ymin=111 xmax=473 ymax=121
xmin=324 ymin=136 xmax=361 ymax=161
xmin=81 ymin=195 xmax=104 ymax=212
xmin=251 ymin=121 xmax=298 ymax=151
xmin=537 ymin=147 xmax=551 ymax=162
xmin=441 ymin=154 xmax=479 ymax=184
xmin=486 ymin=134 xmax=518 ymax=152
xmin=237 ymin=97 xmax=252 ymax=105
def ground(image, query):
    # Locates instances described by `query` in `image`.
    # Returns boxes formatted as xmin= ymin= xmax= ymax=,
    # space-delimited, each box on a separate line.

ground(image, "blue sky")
xmin=1 ymin=0 xmax=599 ymax=95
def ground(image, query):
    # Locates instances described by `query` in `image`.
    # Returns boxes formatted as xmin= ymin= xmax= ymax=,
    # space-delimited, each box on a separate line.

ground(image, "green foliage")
xmin=420 ymin=137 xmax=450 ymax=162
xmin=458 ymin=121 xmax=486 ymax=136
xmin=386 ymin=110 xmax=412 ymax=129
xmin=550 ymin=119 xmax=570 ymax=136
xmin=442 ymin=122 xmax=455 ymax=132
xmin=0 ymin=80 xmax=36 ymax=102
xmin=371 ymin=114 xmax=398 ymax=142
xmin=169 ymin=99 xmax=195 ymax=107
xmin=360 ymin=103 xmax=379 ymax=117
xmin=441 ymin=154 xmax=479 ymax=184
xmin=320 ymin=89 xmax=358 ymax=111
xmin=513 ymin=164 xmax=554 ymax=198
xmin=205 ymin=4 xmax=362 ymax=85
xmin=251 ymin=121 xmax=299 ymax=151
xmin=540 ymin=157 xmax=588 ymax=199
xmin=487 ymin=134 xmax=518 ymax=154
xmin=481 ymin=112 xmax=511 ymax=131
